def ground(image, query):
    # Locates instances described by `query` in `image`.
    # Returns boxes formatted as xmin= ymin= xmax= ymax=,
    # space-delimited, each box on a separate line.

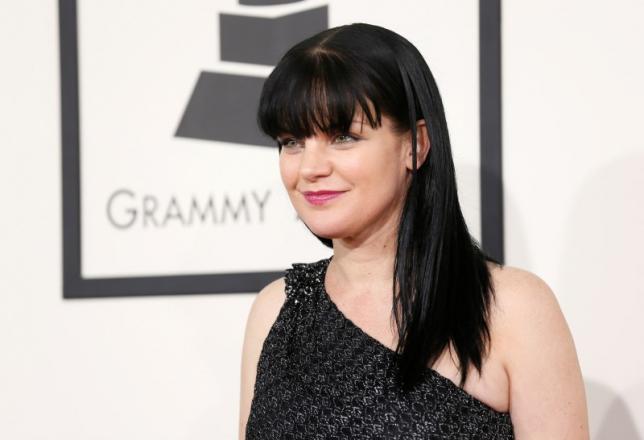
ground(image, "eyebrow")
xmin=276 ymin=119 xmax=369 ymax=140
xmin=351 ymin=118 xmax=370 ymax=132
xmin=351 ymin=118 xmax=368 ymax=125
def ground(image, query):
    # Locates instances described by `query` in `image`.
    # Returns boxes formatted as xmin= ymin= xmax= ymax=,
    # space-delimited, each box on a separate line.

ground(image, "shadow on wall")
xmin=560 ymin=153 xmax=644 ymax=439
xmin=586 ymin=380 xmax=642 ymax=439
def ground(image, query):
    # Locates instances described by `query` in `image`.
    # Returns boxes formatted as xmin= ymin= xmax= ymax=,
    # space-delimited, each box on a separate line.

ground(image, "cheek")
xmin=346 ymin=149 xmax=403 ymax=190
xmin=279 ymin=157 xmax=298 ymax=188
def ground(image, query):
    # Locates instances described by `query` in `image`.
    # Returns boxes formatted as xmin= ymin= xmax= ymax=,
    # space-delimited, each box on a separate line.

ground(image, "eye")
xmin=333 ymin=133 xmax=359 ymax=144
xmin=277 ymin=137 xmax=303 ymax=151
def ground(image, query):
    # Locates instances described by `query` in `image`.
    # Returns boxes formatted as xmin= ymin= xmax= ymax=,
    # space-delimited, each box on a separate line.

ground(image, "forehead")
xmin=280 ymin=112 xmax=395 ymax=138
xmin=351 ymin=110 xmax=398 ymax=132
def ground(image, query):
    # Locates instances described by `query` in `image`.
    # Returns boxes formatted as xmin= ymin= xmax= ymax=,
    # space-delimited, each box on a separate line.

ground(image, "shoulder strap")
xmin=283 ymin=264 xmax=301 ymax=303
xmin=284 ymin=258 xmax=329 ymax=304
xmin=255 ymin=265 xmax=309 ymax=370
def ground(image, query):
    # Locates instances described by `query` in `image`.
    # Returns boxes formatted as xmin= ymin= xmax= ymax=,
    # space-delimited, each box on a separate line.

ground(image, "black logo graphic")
xmin=175 ymin=0 xmax=328 ymax=146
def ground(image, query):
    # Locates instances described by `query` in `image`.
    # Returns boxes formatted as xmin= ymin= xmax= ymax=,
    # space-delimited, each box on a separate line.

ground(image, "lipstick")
xmin=302 ymin=190 xmax=346 ymax=206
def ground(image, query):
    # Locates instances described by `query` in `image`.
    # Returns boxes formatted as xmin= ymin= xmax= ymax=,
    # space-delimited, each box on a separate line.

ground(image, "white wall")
xmin=503 ymin=1 xmax=644 ymax=437
xmin=1 ymin=4 xmax=246 ymax=438
xmin=1 ymin=1 xmax=642 ymax=439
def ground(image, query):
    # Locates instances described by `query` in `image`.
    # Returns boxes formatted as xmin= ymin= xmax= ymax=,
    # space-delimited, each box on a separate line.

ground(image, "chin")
xmin=309 ymin=225 xmax=351 ymax=240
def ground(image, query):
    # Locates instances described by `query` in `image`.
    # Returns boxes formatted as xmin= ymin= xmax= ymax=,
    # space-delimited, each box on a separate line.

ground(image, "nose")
xmin=299 ymin=136 xmax=332 ymax=180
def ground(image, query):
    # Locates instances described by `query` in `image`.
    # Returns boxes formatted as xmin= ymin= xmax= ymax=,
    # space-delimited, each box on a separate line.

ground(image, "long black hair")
xmin=257 ymin=22 xmax=503 ymax=392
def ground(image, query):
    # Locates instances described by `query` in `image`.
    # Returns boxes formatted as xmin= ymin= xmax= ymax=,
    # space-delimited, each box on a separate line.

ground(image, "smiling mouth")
xmin=302 ymin=191 xmax=346 ymax=206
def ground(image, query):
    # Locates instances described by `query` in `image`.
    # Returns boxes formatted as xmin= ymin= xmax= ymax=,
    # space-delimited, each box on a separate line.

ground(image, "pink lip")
xmin=302 ymin=190 xmax=346 ymax=206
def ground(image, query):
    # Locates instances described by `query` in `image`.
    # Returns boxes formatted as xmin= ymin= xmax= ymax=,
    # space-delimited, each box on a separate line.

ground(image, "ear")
xmin=404 ymin=119 xmax=431 ymax=171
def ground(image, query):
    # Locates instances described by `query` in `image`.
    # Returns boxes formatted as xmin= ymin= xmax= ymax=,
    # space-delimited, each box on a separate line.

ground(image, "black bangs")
xmin=257 ymin=50 xmax=385 ymax=143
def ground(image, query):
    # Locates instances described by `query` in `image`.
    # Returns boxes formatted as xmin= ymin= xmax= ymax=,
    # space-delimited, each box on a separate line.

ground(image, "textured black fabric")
xmin=245 ymin=256 xmax=515 ymax=439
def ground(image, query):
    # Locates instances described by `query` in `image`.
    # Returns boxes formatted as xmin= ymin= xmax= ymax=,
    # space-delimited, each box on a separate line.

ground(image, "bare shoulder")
xmin=238 ymin=276 xmax=286 ymax=440
xmin=486 ymin=262 xmax=589 ymax=439
xmin=248 ymin=276 xmax=288 ymax=333
xmin=486 ymin=261 xmax=572 ymax=365
xmin=486 ymin=262 xmax=560 ymax=319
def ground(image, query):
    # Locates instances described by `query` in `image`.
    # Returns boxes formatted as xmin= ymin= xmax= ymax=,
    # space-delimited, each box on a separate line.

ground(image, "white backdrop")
xmin=75 ymin=0 xmax=481 ymax=277
xmin=1 ymin=0 xmax=643 ymax=438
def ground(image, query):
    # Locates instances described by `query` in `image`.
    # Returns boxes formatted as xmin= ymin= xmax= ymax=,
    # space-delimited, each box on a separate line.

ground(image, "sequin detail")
xmin=245 ymin=257 xmax=515 ymax=439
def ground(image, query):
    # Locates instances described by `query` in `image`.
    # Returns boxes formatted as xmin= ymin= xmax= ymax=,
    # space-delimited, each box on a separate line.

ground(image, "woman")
xmin=239 ymin=23 xmax=588 ymax=439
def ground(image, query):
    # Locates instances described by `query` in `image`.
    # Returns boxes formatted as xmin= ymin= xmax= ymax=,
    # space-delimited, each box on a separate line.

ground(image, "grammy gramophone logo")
xmin=59 ymin=0 xmax=503 ymax=298
xmin=175 ymin=0 xmax=329 ymax=147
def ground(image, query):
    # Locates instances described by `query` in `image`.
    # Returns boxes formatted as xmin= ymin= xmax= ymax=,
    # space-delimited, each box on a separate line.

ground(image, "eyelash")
xmin=277 ymin=133 xmax=359 ymax=150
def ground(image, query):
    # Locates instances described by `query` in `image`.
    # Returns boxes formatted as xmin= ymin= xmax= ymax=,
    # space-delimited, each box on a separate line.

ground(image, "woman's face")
xmin=278 ymin=110 xmax=426 ymax=243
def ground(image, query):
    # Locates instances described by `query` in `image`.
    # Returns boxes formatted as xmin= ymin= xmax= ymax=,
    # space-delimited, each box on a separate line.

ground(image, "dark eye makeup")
xmin=276 ymin=133 xmax=360 ymax=149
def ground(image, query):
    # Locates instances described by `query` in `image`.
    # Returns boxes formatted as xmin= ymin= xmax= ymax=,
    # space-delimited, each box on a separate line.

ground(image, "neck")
xmin=327 ymin=243 xmax=397 ymax=300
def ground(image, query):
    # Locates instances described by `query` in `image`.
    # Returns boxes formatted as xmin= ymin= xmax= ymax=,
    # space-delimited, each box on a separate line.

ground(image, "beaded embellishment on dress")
xmin=245 ymin=257 xmax=515 ymax=439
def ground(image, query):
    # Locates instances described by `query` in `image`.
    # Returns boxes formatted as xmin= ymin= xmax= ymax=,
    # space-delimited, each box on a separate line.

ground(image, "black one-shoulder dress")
xmin=245 ymin=257 xmax=515 ymax=439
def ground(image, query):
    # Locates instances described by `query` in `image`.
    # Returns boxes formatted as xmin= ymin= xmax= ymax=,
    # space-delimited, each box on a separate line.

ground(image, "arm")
xmin=238 ymin=277 xmax=287 ymax=440
xmin=495 ymin=267 xmax=589 ymax=439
